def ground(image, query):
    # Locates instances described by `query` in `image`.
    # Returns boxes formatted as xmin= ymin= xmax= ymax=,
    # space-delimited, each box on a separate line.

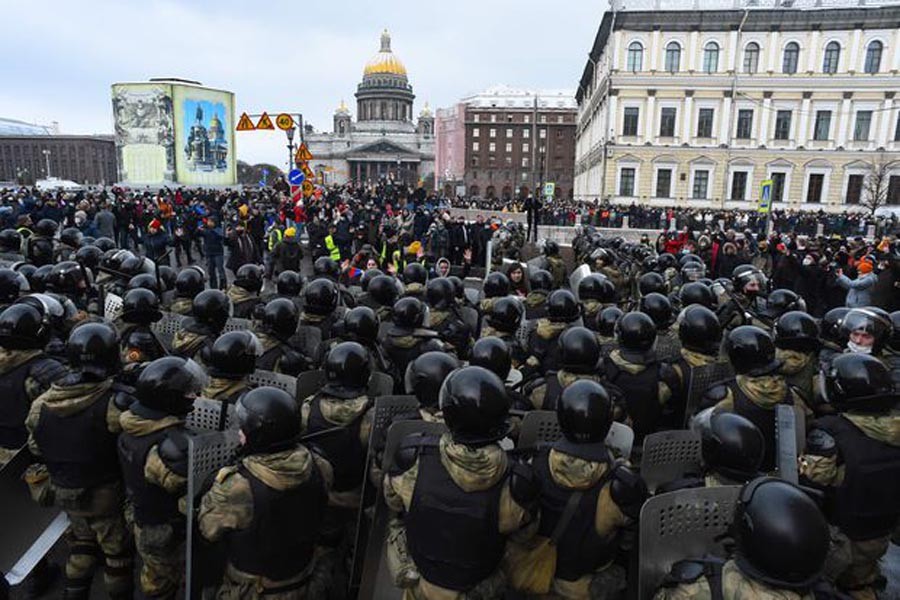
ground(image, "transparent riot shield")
xmin=775 ymin=404 xmax=798 ymax=484
xmin=569 ymin=264 xmax=592 ymax=301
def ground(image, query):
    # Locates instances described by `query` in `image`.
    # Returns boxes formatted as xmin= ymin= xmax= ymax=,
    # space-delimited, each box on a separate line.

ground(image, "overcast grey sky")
xmin=0 ymin=0 xmax=606 ymax=167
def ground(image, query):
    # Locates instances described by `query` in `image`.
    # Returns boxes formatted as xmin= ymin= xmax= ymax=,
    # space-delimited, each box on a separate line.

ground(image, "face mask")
xmin=803 ymin=257 xmax=814 ymax=266
xmin=847 ymin=341 xmax=873 ymax=355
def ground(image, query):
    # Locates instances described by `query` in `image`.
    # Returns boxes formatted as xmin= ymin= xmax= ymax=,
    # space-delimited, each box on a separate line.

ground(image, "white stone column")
xmin=836 ymin=96 xmax=852 ymax=146
xmin=687 ymin=31 xmax=699 ymax=72
xmin=758 ymin=98 xmax=772 ymax=144
xmin=645 ymin=95 xmax=656 ymax=140
xmin=728 ymin=30 xmax=739 ymax=72
xmin=719 ymin=95 xmax=733 ymax=145
xmin=877 ymin=96 xmax=894 ymax=147
xmin=608 ymin=94 xmax=619 ymax=141
xmin=848 ymin=29 xmax=862 ymax=74
xmin=650 ymin=30 xmax=661 ymax=71
xmin=767 ymin=31 xmax=780 ymax=72
xmin=806 ymin=30 xmax=820 ymax=73
xmin=797 ymin=96 xmax=811 ymax=146
xmin=683 ymin=95 xmax=694 ymax=143
xmin=893 ymin=28 xmax=900 ymax=72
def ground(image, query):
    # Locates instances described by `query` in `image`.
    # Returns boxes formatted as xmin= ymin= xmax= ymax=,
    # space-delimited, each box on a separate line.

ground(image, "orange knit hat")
xmin=858 ymin=261 xmax=874 ymax=274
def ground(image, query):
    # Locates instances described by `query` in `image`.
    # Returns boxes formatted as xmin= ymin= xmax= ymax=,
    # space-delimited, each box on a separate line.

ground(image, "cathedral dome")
xmin=363 ymin=29 xmax=407 ymax=77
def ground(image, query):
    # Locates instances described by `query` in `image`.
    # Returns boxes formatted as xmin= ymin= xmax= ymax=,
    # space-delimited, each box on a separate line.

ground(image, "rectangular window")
xmin=619 ymin=168 xmax=636 ymax=196
xmin=814 ymin=111 xmax=832 ymax=141
xmin=504 ymin=156 xmax=512 ymax=166
xmin=505 ymin=143 xmax=512 ymax=152
xmin=623 ymin=107 xmax=640 ymax=136
xmin=889 ymin=176 xmax=900 ymax=205
xmin=540 ymin=115 xmax=547 ymax=123
xmin=774 ymin=110 xmax=792 ymax=141
xmin=473 ymin=114 xmax=480 ymax=122
xmin=506 ymin=128 xmax=513 ymax=137
xmin=472 ymin=141 xmax=479 ymax=151
xmin=489 ymin=128 xmax=496 ymax=138
xmin=696 ymin=108 xmax=714 ymax=138
xmin=854 ymin=111 xmax=873 ymax=141
xmin=806 ymin=173 xmax=825 ymax=203
xmin=558 ymin=116 xmax=564 ymax=124
xmin=660 ymin=107 xmax=677 ymax=137
xmin=731 ymin=171 xmax=748 ymax=200
xmin=470 ymin=157 xmax=479 ymax=167
xmin=489 ymin=142 xmax=496 ymax=152
xmin=539 ymin=129 xmax=547 ymax=139
xmin=473 ymin=128 xmax=480 ymax=138
xmin=656 ymin=169 xmax=672 ymax=198
xmin=523 ymin=143 xmax=530 ymax=153
xmin=692 ymin=170 xmax=710 ymax=199
xmin=523 ymin=129 xmax=530 ymax=138
xmin=522 ymin=172 xmax=529 ymax=181
xmin=524 ymin=115 xmax=530 ymax=123
xmin=736 ymin=110 xmax=753 ymax=139
xmin=771 ymin=172 xmax=786 ymax=203
xmin=846 ymin=174 xmax=864 ymax=204
xmin=490 ymin=114 xmax=497 ymax=122
xmin=522 ymin=157 xmax=529 ymax=168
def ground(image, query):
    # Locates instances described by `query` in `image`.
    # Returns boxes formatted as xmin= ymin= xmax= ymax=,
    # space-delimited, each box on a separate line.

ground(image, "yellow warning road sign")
xmin=300 ymin=162 xmax=314 ymax=179
xmin=295 ymin=143 xmax=313 ymax=162
xmin=301 ymin=180 xmax=314 ymax=198
xmin=256 ymin=112 xmax=274 ymax=130
xmin=276 ymin=113 xmax=295 ymax=131
xmin=236 ymin=113 xmax=255 ymax=131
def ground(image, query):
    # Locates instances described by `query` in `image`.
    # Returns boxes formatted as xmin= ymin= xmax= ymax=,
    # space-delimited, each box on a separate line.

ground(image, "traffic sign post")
xmin=288 ymin=169 xmax=305 ymax=186
xmin=758 ymin=179 xmax=773 ymax=214
xmin=295 ymin=143 xmax=313 ymax=163
xmin=301 ymin=180 xmax=314 ymax=198
xmin=543 ymin=182 xmax=556 ymax=200
xmin=255 ymin=113 xmax=274 ymax=130
xmin=290 ymin=185 xmax=302 ymax=204
xmin=236 ymin=113 xmax=256 ymax=131
xmin=276 ymin=113 xmax=295 ymax=131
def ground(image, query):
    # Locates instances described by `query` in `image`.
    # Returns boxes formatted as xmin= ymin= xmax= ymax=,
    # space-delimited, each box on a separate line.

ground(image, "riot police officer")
xmin=800 ymin=353 xmax=900 ymax=599
xmin=300 ymin=278 xmax=344 ymax=342
xmin=255 ymin=299 xmax=306 ymax=376
xmin=313 ymin=256 xmax=355 ymax=308
xmin=481 ymin=271 xmax=510 ymax=315
xmin=678 ymin=281 xmax=716 ymax=311
xmin=171 ymin=266 xmax=206 ymax=315
xmin=202 ymin=331 xmax=262 ymax=414
xmin=384 ymin=366 xmax=536 ymax=598
xmin=25 ymin=323 xmax=133 ymax=600
xmin=774 ymin=311 xmax=821 ymax=406
xmin=638 ymin=271 xmax=668 ymax=298
xmin=526 ymin=289 xmax=581 ymax=375
xmin=595 ymin=306 xmax=623 ymax=358
xmin=0 ymin=304 xmax=67 ymax=466
xmin=839 ymin=307 xmax=892 ymax=358
xmin=525 ymin=269 xmax=553 ymax=320
xmin=227 ymin=264 xmax=265 ymax=319
xmin=0 ymin=267 xmax=28 ymax=311
xmin=528 ymin=326 xmax=604 ymax=411
xmin=402 ymin=262 xmax=428 ymax=301
xmin=717 ymin=265 xmax=769 ymax=331
xmin=119 ymin=288 xmax=167 ymax=372
xmin=25 ymin=219 xmax=57 ymax=267
xmin=543 ymin=239 xmax=567 ymax=288
xmin=381 ymin=297 xmax=444 ymax=388
xmin=404 ymin=351 xmax=462 ymax=422
xmin=578 ymin=273 xmax=617 ymax=330
xmin=118 ymin=356 xmax=206 ymax=599
xmin=199 ymin=386 xmax=331 ymax=598
xmin=820 ymin=307 xmax=851 ymax=369
xmin=0 ymin=228 xmax=24 ymax=261
xmin=362 ymin=274 xmax=399 ymax=323
xmin=761 ymin=288 xmax=805 ymax=326
xmin=482 ymin=296 xmax=528 ymax=367
xmin=172 ymin=289 xmax=231 ymax=363
xmin=522 ymin=379 xmax=647 ymax=598
xmin=639 ymin=292 xmax=681 ymax=363
xmin=263 ymin=269 xmax=304 ymax=313
xmin=425 ymin=277 xmax=473 ymax=358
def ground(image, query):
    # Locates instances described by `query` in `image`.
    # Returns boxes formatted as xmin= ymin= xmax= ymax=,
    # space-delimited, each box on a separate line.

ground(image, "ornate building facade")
xmin=574 ymin=0 xmax=900 ymax=212
xmin=306 ymin=30 xmax=435 ymax=188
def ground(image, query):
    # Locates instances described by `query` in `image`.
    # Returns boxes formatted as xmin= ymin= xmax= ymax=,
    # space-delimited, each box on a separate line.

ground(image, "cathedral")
xmin=306 ymin=30 xmax=435 ymax=188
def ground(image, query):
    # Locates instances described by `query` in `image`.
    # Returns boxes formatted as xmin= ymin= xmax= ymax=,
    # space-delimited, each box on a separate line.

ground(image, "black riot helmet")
xmin=679 ymin=281 xmax=716 ymax=309
xmin=360 ymin=268 xmax=384 ymax=292
xmin=840 ymin=307 xmax=892 ymax=354
xmin=102 ymin=248 xmax=134 ymax=273
xmin=120 ymin=256 xmax=156 ymax=278
xmin=447 ymin=275 xmax=464 ymax=300
xmin=275 ymin=270 xmax=303 ymax=296
xmin=700 ymin=412 xmax=764 ymax=482
xmin=639 ymin=292 xmax=674 ymax=330
xmin=543 ymin=239 xmax=560 ymax=257
xmin=578 ymin=274 xmax=614 ymax=303
xmin=93 ymin=237 xmax=116 ymax=252
xmin=122 ymin=288 xmax=163 ymax=324
xmin=75 ymin=245 xmax=103 ymax=273
xmin=732 ymin=264 xmax=767 ymax=296
xmin=638 ymin=272 xmax=667 ymax=297
xmin=30 ymin=264 xmax=53 ymax=293
xmin=192 ymin=289 xmax=231 ymax=331
xmin=262 ymin=299 xmax=299 ymax=340
xmin=425 ymin=277 xmax=455 ymax=310
xmin=890 ymin=311 xmax=900 ymax=353
xmin=0 ymin=268 xmax=27 ymax=304
xmin=127 ymin=273 xmax=160 ymax=294
xmin=367 ymin=275 xmax=399 ymax=308
xmin=821 ymin=307 xmax=850 ymax=347
xmin=0 ymin=304 xmax=47 ymax=349
xmin=487 ymin=296 xmax=523 ymax=333
xmin=596 ymin=306 xmax=624 ymax=338
xmin=680 ymin=260 xmax=706 ymax=283
xmin=439 ymin=366 xmax=510 ymax=447
xmin=337 ymin=306 xmax=375 ymax=344
xmin=158 ymin=266 xmax=177 ymax=293
xmin=175 ymin=267 xmax=206 ymax=299
xmin=678 ymin=305 xmax=722 ymax=355
xmin=657 ymin=253 xmax=678 ymax=271
xmin=556 ymin=380 xmax=613 ymax=454
xmin=67 ymin=322 xmax=120 ymax=379
xmin=726 ymin=326 xmax=779 ymax=376
xmin=559 ymin=326 xmax=601 ymax=373
xmin=528 ymin=269 xmax=553 ymax=292
xmin=824 ymin=353 xmax=897 ymax=413
xmin=135 ymin=356 xmax=207 ymax=416
xmin=0 ymin=229 xmax=21 ymax=253
xmin=209 ymin=331 xmax=262 ymax=379
xmin=469 ymin=337 xmax=512 ymax=380
xmin=763 ymin=289 xmax=804 ymax=320
xmin=679 ymin=253 xmax=703 ymax=268
xmin=236 ymin=386 xmax=301 ymax=454
xmin=324 ymin=341 xmax=371 ymax=391
xmin=483 ymin=271 xmax=510 ymax=298
xmin=547 ymin=289 xmax=579 ymax=323
xmin=234 ymin=264 xmax=264 ymax=293
xmin=403 ymin=262 xmax=428 ymax=286
xmin=313 ymin=256 xmax=340 ymax=280
xmin=404 ymin=351 xmax=461 ymax=408
xmin=48 ymin=261 xmax=91 ymax=296
xmin=774 ymin=311 xmax=820 ymax=353
xmin=34 ymin=219 xmax=58 ymax=238
xmin=27 ymin=237 xmax=53 ymax=266
xmin=59 ymin=227 xmax=83 ymax=249
xmin=303 ymin=278 xmax=339 ymax=316
xmin=732 ymin=477 xmax=829 ymax=590
xmin=615 ymin=311 xmax=657 ymax=353
xmin=392 ymin=297 xmax=426 ymax=329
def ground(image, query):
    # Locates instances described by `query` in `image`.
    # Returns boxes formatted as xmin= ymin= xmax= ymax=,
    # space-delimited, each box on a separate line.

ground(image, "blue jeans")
xmin=207 ymin=254 xmax=226 ymax=290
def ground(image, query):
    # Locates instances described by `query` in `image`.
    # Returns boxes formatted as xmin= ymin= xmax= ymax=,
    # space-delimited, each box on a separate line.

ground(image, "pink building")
xmin=434 ymin=103 xmax=466 ymax=197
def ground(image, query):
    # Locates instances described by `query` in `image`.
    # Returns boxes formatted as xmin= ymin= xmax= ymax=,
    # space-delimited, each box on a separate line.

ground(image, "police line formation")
xmin=0 ymin=215 xmax=898 ymax=600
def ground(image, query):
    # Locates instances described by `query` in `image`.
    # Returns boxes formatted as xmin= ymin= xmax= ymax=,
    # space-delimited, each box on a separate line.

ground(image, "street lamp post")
xmin=285 ymin=127 xmax=296 ymax=172
xmin=42 ymin=149 xmax=51 ymax=179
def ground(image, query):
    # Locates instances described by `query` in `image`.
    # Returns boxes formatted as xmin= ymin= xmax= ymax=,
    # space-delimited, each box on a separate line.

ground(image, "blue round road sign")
xmin=288 ymin=169 xmax=305 ymax=186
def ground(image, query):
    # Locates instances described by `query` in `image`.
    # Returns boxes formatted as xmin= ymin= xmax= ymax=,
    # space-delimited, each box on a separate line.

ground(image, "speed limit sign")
xmin=276 ymin=113 xmax=295 ymax=131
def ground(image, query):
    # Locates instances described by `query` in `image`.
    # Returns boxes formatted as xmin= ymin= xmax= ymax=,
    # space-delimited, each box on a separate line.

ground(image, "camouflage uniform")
xmin=776 ymin=348 xmax=818 ymax=406
xmin=653 ymin=559 xmax=821 ymax=600
xmin=226 ymin=285 xmax=262 ymax=319
xmin=547 ymin=256 xmax=567 ymax=289
xmin=199 ymin=445 xmax=334 ymax=599
xmin=25 ymin=377 xmax=133 ymax=599
xmin=169 ymin=297 xmax=193 ymax=316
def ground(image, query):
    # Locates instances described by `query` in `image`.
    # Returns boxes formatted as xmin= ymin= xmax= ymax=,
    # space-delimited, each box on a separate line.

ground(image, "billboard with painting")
xmin=111 ymin=83 xmax=175 ymax=184
xmin=172 ymin=85 xmax=236 ymax=186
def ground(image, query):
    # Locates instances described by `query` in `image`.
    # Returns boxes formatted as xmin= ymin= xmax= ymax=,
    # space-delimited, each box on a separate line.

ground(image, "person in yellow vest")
xmin=325 ymin=224 xmax=341 ymax=262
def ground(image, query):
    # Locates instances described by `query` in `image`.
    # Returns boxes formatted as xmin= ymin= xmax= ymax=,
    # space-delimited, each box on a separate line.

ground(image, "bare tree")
xmin=861 ymin=156 xmax=894 ymax=215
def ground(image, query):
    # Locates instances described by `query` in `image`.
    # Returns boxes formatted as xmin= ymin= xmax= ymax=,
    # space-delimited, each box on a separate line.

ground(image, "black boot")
xmin=25 ymin=558 xmax=59 ymax=599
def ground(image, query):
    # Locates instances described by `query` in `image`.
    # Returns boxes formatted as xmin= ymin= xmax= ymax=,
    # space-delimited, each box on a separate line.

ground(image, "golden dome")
xmin=363 ymin=29 xmax=407 ymax=77
xmin=335 ymin=99 xmax=350 ymax=115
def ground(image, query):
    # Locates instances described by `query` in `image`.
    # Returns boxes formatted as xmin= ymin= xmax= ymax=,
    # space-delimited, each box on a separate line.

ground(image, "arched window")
xmin=627 ymin=42 xmax=643 ymax=72
xmin=783 ymin=42 xmax=800 ymax=74
xmin=703 ymin=42 xmax=719 ymax=73
xmin=665 ymin=42 xmax=681 ymax=73
xmin=743 ymin=42 xmax=760 ymax=74
xmin=865 ymin=40 xmax=883 ymax=74
xmin=823 ymin=41 xmax=840 ymax=74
